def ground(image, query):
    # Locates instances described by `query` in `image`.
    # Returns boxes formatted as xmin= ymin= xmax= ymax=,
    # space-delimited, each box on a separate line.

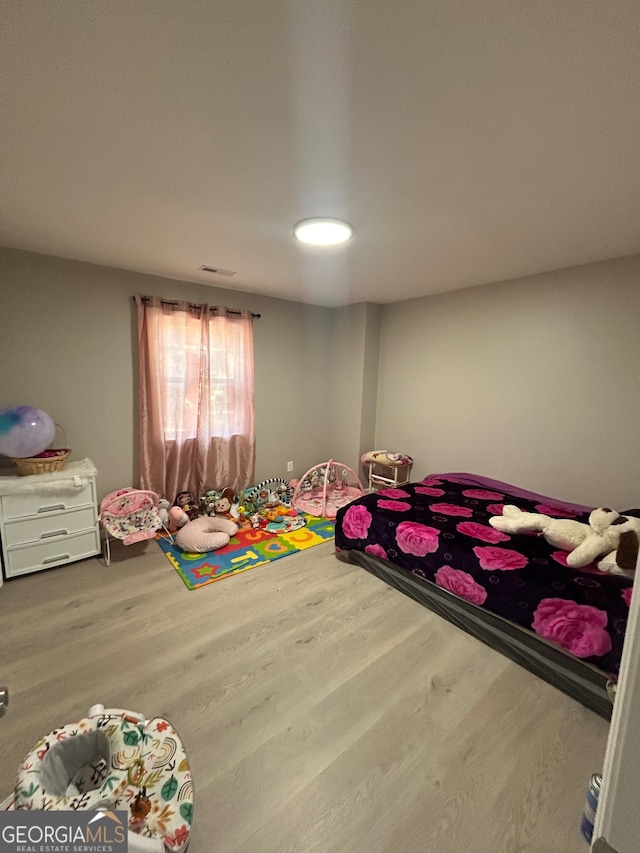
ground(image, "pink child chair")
xmin=99 ymin=488 xmax=173 ymax=565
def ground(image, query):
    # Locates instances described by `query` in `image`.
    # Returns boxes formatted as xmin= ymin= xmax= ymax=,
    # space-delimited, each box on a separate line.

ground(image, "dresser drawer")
xmin=1 ymin=483 xmax=95 ymax=520
xmin=4 ymin=529 xmax=101 ymax=578
xmin=3 ymin=506 xmax=97 ymax=548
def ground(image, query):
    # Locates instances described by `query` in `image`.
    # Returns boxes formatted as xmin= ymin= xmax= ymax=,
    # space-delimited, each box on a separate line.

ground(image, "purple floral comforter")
xmin=335 ymin=473 xmax=636 ymax=675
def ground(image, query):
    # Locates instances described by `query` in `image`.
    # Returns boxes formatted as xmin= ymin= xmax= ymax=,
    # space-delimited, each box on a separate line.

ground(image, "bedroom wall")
xmin=327 ymin=301 xmax=380 ymax=477
xmin=375 ymin=254 xmax=640 ymax=508
xmin=359 ymin=302 xmax=381 ymax=461
xmin=0 ymin=247 xmax=337 ymax=500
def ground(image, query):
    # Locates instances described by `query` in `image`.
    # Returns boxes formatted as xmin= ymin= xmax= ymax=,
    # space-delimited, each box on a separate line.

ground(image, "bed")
xmin=334 ymin=473 xmax=636 ymax=719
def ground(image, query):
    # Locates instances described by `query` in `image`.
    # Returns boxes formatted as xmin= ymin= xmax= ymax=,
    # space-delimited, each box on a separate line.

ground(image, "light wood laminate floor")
xmin=0 ymin=540 xmax=608 ymax=852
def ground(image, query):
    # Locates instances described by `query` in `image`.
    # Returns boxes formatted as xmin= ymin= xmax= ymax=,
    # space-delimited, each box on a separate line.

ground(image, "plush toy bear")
xmin=489 ymin=505 xmax=640 ymax=573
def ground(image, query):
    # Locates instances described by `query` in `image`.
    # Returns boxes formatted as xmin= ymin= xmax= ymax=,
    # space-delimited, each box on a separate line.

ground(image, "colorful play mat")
xmin=157 ymin=514 xmax=335 ymax=589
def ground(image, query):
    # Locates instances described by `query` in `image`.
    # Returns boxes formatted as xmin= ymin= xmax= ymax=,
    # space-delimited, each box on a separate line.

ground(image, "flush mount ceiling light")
xmin=293 ymin=218 xmax=353 ymax=246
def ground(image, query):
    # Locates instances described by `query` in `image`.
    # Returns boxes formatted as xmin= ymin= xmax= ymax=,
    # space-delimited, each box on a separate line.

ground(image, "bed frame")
xmin=338 ymin=548 xmax=614 ymax=719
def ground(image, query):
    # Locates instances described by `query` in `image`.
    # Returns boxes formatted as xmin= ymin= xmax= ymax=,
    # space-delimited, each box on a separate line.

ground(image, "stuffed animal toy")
xmin=598 ymin=532 xmax=639 ymax=574
xmin=158 ymin=498 xmax=171 ymax=526
xmin=576 ymin=508 xmax=640 ymax=574
xmin=489 ymin=505 xmax=590 ymax=555
xmin=200 ymin=488 xmax=219 ymax=516
xmin=173 ymin=490 xmax=199 ymax=521
xmin=214 ymin=487 xmax=236 ymax=520
xmin=168 ymin=505 xmax=190 ymax=533
xmin=489 ymin=505 xmax=640 ymax=573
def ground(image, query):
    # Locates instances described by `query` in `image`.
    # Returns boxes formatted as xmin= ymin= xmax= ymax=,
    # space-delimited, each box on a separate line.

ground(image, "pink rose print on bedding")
xmin=378 ymin=488 xmax=410 ymax=499
xmin=435 ymin=566 xmax=488 ymax=605
xmin=377 ymin=500 xmax=412 ymax=512
xmin=551 ymin=550 xmax=570 ymax=568
xmin=365 ymin=543 xmax=388 ymax=559
xmin=473 ymin=546 xmax=528 ymax=571
xmin=415 ymin=486 xmax=445 ymax=497
xmin=396 ymin=522 xmax=440 ymax=557
xmin=341 ymin=504 xmax=372 ymax=539
xmin=535 ymin=503 xmax=581 ymax=518
xmin=429 ymin=503 xmax=473 ymax=517
xmin=462 ymin=489 xmax=504 ymax=500
xmin=532 ymin=598 xmax=612 ymax=658
xmin=551 ymin=550 xmax=600 ymax=574
xmin=486 ymin=503 xmax=505 ymax=516
xmin=622 ymin=587 xmax=633 ymax=607
xmin=456 ymin=521 xmax=511 ymax=544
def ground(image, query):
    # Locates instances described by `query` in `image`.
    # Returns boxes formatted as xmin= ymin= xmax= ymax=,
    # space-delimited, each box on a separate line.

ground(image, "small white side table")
xmin=361 ymin=451 xmax=413 ymax=493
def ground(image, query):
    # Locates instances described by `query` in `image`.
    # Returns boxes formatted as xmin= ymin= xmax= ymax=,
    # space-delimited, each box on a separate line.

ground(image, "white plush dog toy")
xmin=582 ymin=508 xmax=640 ymax=574
xmin=489 ymin=506 xmax=640 ymax=573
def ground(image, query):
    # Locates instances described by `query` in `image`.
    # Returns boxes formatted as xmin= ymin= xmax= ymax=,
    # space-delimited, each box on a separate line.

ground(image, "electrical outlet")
xmin=287 ymin=461 xmax=294 ymax=472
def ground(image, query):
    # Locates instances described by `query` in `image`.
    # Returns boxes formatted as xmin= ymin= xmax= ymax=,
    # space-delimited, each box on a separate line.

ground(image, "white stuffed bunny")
xmin=489 ymin=505 xmax=590 ymax=553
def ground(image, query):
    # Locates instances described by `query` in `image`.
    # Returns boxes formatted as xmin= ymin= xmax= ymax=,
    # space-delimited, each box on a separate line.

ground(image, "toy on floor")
xmin=173 ymin=490 xmax=199 ymax=521
xmin=200 ymin=488 xmax=218 ymax=515
xmin=200 ymin=487 xmax=241 ymax=521
xmin=265 ymin=514 xmax=306 ymax=534
xmin=291 ymin=459 xmax=364 ymax=518
xmin=158 ymin=497 xmax=171 ymax=526
xmin=0 ymin=703 xmax=193 ymax=853
xmin=168 ymin=504 xmax=190 ymax=533
xmin=244 ymin=478 xmax=293 ymax=510
xmin=100 ymin=488 xmax=173 ymax=565
xmin=237 ymin=478 xmax=299 ymax=530
xmin=489 ymin=505 xmax=640 ymax=574
xmin=213 ymin=487 xmax=237 ymax=520
xmin=245 ymin=502 xmax=303 ymax=532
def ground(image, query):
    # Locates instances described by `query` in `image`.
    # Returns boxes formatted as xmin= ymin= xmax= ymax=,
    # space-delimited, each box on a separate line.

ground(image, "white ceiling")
xmin=1 ymin=1 xmax=639 ymax=307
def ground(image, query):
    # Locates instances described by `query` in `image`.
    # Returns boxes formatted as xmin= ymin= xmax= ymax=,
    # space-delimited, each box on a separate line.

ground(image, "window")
xmin=136 ymin=295 xmax=256 ymax=498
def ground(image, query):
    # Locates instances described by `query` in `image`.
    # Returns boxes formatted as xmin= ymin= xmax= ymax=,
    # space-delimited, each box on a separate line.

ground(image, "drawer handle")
xmin=40 ymin=529 xmax=68 ymax=539
xmin=42 ymin=554 xmax=70 ymax=565
xmin=38 ymin=504 xmax=66 ymax=514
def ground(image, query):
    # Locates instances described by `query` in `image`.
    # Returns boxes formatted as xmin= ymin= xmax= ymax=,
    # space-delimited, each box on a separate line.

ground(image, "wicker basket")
xmin=11 ymin=449 xmax=71 ymax=476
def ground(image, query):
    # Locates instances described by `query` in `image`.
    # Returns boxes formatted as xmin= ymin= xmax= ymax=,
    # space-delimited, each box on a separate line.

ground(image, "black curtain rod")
xmin=137 ymin=296 xmax=261 ymax=318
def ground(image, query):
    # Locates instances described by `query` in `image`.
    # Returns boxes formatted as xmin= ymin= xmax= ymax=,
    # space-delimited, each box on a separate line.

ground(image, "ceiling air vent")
xmin=199 ymin=265 xmax=237 ymax=277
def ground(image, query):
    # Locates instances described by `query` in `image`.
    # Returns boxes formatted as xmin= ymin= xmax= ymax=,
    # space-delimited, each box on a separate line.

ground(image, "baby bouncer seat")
xmin=100 ymin=488 xmax=172 ymax=565
xmin=1 ymin=704 xmax=194 ymax=853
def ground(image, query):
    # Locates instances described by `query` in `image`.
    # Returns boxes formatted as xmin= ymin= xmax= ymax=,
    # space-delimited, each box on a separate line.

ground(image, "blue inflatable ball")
xmin=0 ymin=406 xmax=56 ymax=458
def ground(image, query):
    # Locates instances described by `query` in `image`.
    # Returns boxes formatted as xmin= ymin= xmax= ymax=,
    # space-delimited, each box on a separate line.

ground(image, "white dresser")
xmin=0 ymin=459 xmax=100 ymax=583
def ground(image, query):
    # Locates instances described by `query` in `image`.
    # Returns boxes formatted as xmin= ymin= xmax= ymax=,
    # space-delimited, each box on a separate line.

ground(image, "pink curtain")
xmin=136 ymin=295 xmax=255 ymax=500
